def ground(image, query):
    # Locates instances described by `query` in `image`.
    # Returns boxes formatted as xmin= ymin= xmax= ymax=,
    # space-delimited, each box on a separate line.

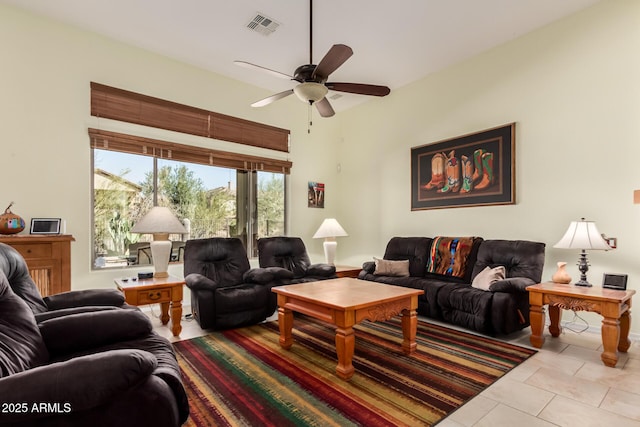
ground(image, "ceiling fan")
xmin=235 ymin=0 xmax=390 ymax=119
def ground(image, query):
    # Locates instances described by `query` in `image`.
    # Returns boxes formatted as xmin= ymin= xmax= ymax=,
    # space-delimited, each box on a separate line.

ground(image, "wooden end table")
xmin=334 ymin=266 xmax=362 ymax=278
xmin=272 ymin=278 xmax=424 ymax=380
xmin=115 ymin=275 xmax=185 ymax=336
xmin=527 ymin=281 xmax=635 ymax=367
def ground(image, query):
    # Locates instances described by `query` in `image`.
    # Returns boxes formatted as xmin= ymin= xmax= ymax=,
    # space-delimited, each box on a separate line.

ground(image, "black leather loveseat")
xmin=0 ymin=243 xmax=189 ymax=427
xmin=359 ymin=236 xmax=545 ymax=335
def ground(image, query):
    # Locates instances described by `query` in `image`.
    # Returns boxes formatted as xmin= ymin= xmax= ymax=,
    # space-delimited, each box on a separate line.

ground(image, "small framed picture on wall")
xmin=308 ymin=182 xmax=324 ymax=208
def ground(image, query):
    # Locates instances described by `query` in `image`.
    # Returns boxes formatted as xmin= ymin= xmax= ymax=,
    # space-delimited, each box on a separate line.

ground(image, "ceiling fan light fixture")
xmin=293 ymin=82 xmax=328 ymax=103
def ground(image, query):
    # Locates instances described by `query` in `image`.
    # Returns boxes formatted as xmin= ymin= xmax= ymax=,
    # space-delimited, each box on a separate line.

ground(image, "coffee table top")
xmin=272 ymin=278 xmax=423 ymax=310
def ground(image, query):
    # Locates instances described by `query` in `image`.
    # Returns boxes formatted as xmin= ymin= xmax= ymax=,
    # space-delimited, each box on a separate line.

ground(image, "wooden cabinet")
xmin=335 ymin=266 xmax=362 ymax=278
xmin=0 ymin=234 xmax=74 ymax=296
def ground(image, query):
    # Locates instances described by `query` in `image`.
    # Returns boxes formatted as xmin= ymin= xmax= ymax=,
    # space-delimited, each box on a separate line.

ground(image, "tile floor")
xmin=148 ymin=307 xmax=640 ymax=427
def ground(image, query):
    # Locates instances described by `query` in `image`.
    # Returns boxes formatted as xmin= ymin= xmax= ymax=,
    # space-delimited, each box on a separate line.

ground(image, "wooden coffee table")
xmin=527 ymin=282 xmax=635 ymax=367
xmin=272 ymin=278 xmax=424 ymax=380
xmin=115 ymin=275 xmax=185 ymax=336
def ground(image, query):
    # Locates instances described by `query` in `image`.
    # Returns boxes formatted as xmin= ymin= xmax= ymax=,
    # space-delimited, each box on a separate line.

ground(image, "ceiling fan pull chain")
xmin=308 ymin=103 xmax=312 ymax=133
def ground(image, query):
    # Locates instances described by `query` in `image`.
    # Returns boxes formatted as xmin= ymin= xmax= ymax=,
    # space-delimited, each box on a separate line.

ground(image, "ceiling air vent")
xmin=329 ymin=93 xmax=343 ymax=101
xmin=246 ymin=13 xmax=280 ymax=36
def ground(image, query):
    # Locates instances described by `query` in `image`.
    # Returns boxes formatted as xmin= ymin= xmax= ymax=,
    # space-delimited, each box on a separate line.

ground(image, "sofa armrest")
xmin=307 ymin=263 xmax=336 ymax=277
xmin=244 ymin=267 xmax=294 ymax=284
xmin=39 ymin=309 xmax=152 ymax=356
xmin=185 ymin=273 xmax=220 ymax=291
xmin=43 ymin=289 xmax=125 ymax=310
xmin=489 ymin=277 xmax=536 ymax=293
xmin=362 ymin=261 xmax=375 ymax=274
xmin=0 ymin=349 xmax=156 ymax=424
xmin=34 ymin=305 xmax=120 ymax=322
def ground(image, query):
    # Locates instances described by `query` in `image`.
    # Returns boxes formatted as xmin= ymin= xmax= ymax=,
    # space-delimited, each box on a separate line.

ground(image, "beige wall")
xmin=336 ymin=0 xmax=640 ymax=332
xmin=2 ymin=1 xmax=639 ymax=333
xmin=0 ymin=4 xmax=343 ymax=289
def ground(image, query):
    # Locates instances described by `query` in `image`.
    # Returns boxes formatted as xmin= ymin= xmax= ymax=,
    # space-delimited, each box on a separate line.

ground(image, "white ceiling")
xmin=2 ymin=0 xmax=601 ymax=112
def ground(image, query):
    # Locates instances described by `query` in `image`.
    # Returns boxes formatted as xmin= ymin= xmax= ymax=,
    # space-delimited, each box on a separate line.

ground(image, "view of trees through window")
xmin=93 ymin=149 xmax=285 ymax=268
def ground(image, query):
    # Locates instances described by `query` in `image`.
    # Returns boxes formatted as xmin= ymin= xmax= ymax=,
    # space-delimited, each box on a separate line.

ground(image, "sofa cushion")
xmin=382 ymin=237 xmax=432 ymax=277
xmin=471 ymin=240 xmax=546 ymax=283
xmin=373 ymin=257 xmax=410 ymax=277
xmin=0 ymin=270 xmax=49 ymax=377
xmin=427 ymin=236 xmax=479 ymax=279
xmin=471 ymin=266 xmax=506 ymax=291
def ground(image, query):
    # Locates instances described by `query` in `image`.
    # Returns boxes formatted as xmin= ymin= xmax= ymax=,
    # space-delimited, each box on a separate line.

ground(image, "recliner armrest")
xmin=35 ymin=305 xmax=120 ymax=322
xmin=43 ymin=289 xmax=125 ymax=310
xmin=184 ymin=273 xmax=220 ymax=291
xmin=0 ymin=349 xmax=157 ymax=424
xmin=307 ymin=263 xmax=336 ymax=277
xmin=362 ymin=261 xmax=375 ymax=274
xmin=39 ymin=309 xmax=152 ymax=356
xmin=244 ymin=267 xmax=294 ymax=284
xmin=489 ymin=277 xmax=536 ymax=293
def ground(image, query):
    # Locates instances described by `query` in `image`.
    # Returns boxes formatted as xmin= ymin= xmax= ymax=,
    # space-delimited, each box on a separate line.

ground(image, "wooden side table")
xmin=527 ymin=282 xmax=635 ymax=367
xmin=335 ymin=266 xmax=362 ymax=278
xmin=115 ymin=275 xmax=185 ymax=336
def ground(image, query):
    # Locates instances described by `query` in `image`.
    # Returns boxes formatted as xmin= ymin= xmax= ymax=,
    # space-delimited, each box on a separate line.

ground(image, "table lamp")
xmin=553 ymin=217 xmax=610 ymax=287
xmin=313 ymin=218 xmax=348 ymax=265
xmin=131 ymin=206 xmax=187 ymax=278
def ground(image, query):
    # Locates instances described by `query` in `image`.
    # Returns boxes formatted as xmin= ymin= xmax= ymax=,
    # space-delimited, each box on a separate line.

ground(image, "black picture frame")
xmin=602 ymin=273 xmax=628 ymax=290
xmin=411 ymin=123 xmax=515 ymax=210
xmin=30 ymin=218 xmax=61 ymax=235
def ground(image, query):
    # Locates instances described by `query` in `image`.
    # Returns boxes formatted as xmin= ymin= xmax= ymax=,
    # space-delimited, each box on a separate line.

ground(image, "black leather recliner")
xmin=257 ymin=236 xmax=336 ymax=283
xmin=183 ymin=237 xmax=284 ymax=330
xmin=0 ymin=242 xmax=128 ymax=322
xmin=0 ymin=268 xmax=189 ymax=427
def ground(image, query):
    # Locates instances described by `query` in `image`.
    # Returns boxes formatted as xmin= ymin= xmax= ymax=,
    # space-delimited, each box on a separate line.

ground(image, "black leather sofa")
xmin=359 ymin=237 xmax=545 ymax=335
xmin=0 ymin=242 xmax=188 ymax=426
xmin=0 ymin=267 xmax=189 ymax=427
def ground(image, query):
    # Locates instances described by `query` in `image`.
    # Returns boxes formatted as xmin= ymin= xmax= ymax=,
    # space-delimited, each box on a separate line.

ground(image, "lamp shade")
xmin=313 ymin=218 xmax=348 ymax=239
xmin=294 ymin=82 xmax=328 ymax=103
xmin=553 ymin=218 xmax=610 ymax=250
xmin=131 ymin=207 xmax=187 ymax=278
xmin=131 ymin=207 xmax=187 ymax=235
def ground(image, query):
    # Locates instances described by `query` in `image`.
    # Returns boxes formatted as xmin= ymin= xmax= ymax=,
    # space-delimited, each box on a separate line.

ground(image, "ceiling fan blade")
xmin=315 ymin=97 xmax=335 ymax=117
xmin=312 ymin=44 xmax=353 ymax=80
xmin=325 ymin=82 xmax=391 ymax=97
xmin=251 ymin=90 xmax=294 ymax=107
xmin=234 ymin=60 xmax=292 ymax=80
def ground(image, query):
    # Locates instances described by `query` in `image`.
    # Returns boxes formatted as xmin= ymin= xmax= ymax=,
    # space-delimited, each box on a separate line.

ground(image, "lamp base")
xmin=150 ymin=238 xmax=172 ymax=278
xmin=574 ymin=279 xmax=592 ymax=287
xmin=323 ymin=240 xmax=337 ymax=266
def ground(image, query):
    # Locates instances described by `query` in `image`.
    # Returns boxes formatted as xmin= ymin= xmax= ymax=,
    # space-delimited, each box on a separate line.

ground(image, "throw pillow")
xmin=373 ymin=257 xmax=410 ymax=277
xmin=471 ymin=266 xmax=506 ymax=291
xmin=426 ymin=236 xmax=477 ymax=279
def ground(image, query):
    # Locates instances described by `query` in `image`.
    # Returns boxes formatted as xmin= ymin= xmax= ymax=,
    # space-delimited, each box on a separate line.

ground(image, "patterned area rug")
xmin=174 ymin=315 xmax=536 ymax=426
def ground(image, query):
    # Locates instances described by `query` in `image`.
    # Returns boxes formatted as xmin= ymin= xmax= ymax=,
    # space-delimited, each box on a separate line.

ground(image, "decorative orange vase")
xmin=0 ymin=202 xmax=25 ymax=235
xmin=552 ymin=261 xmax=571 ymax=284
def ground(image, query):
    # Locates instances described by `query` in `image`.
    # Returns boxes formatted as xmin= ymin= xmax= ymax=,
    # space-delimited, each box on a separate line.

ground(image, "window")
xmin=92 ymin=149 xmax=287 ymax=269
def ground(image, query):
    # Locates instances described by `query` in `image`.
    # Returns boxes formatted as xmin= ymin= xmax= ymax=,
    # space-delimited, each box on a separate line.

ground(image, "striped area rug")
xmin=174 ymin=315 xmax=535 ymax=426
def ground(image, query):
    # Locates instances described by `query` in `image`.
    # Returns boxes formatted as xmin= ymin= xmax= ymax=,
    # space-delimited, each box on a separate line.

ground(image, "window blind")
xmin=90 ymin=82 xmax=290 ymax=153
xmin=89 ymin=128 xmax=292 ymax=174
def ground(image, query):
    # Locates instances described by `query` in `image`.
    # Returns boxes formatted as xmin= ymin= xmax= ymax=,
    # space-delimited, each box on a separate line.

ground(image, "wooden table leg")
xmin=618 ymin=310 xmax=631 ymax=352
xmin=529 ymin=302 xmax=546 ymax=348
xmin=335 ymin=326 xmax=355 ymax=380
xmin=548 ymin=305 xmax=562 ymax=337
xmin=160 ymin=302 xmax=170 ymax=325
xmin=601 ymin=316 xmax=620 ymax=367
xmin=401 ymin=308 xmax=417 ymax=354
xmin=278 ymin=307 xmax=293 ymax=349
xmin=170 ymin=301 xmax=182 ymax=336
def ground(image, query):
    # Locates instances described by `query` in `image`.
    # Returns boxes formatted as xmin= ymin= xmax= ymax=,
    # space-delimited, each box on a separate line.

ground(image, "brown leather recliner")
xmin=0 ymin=268 xmax=189 ymax=427
xmin=257 ymin=236 xmax=336 ymax=283
xmin=183 ymin=237 xmax=288 ymax=330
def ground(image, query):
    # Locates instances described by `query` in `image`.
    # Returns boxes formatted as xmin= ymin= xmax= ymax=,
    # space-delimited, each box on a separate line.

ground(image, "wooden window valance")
xmin=89 ymin=128 xmax=292 ymax=174
xmin=90 ymin=82 xmax=290 ymax=153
